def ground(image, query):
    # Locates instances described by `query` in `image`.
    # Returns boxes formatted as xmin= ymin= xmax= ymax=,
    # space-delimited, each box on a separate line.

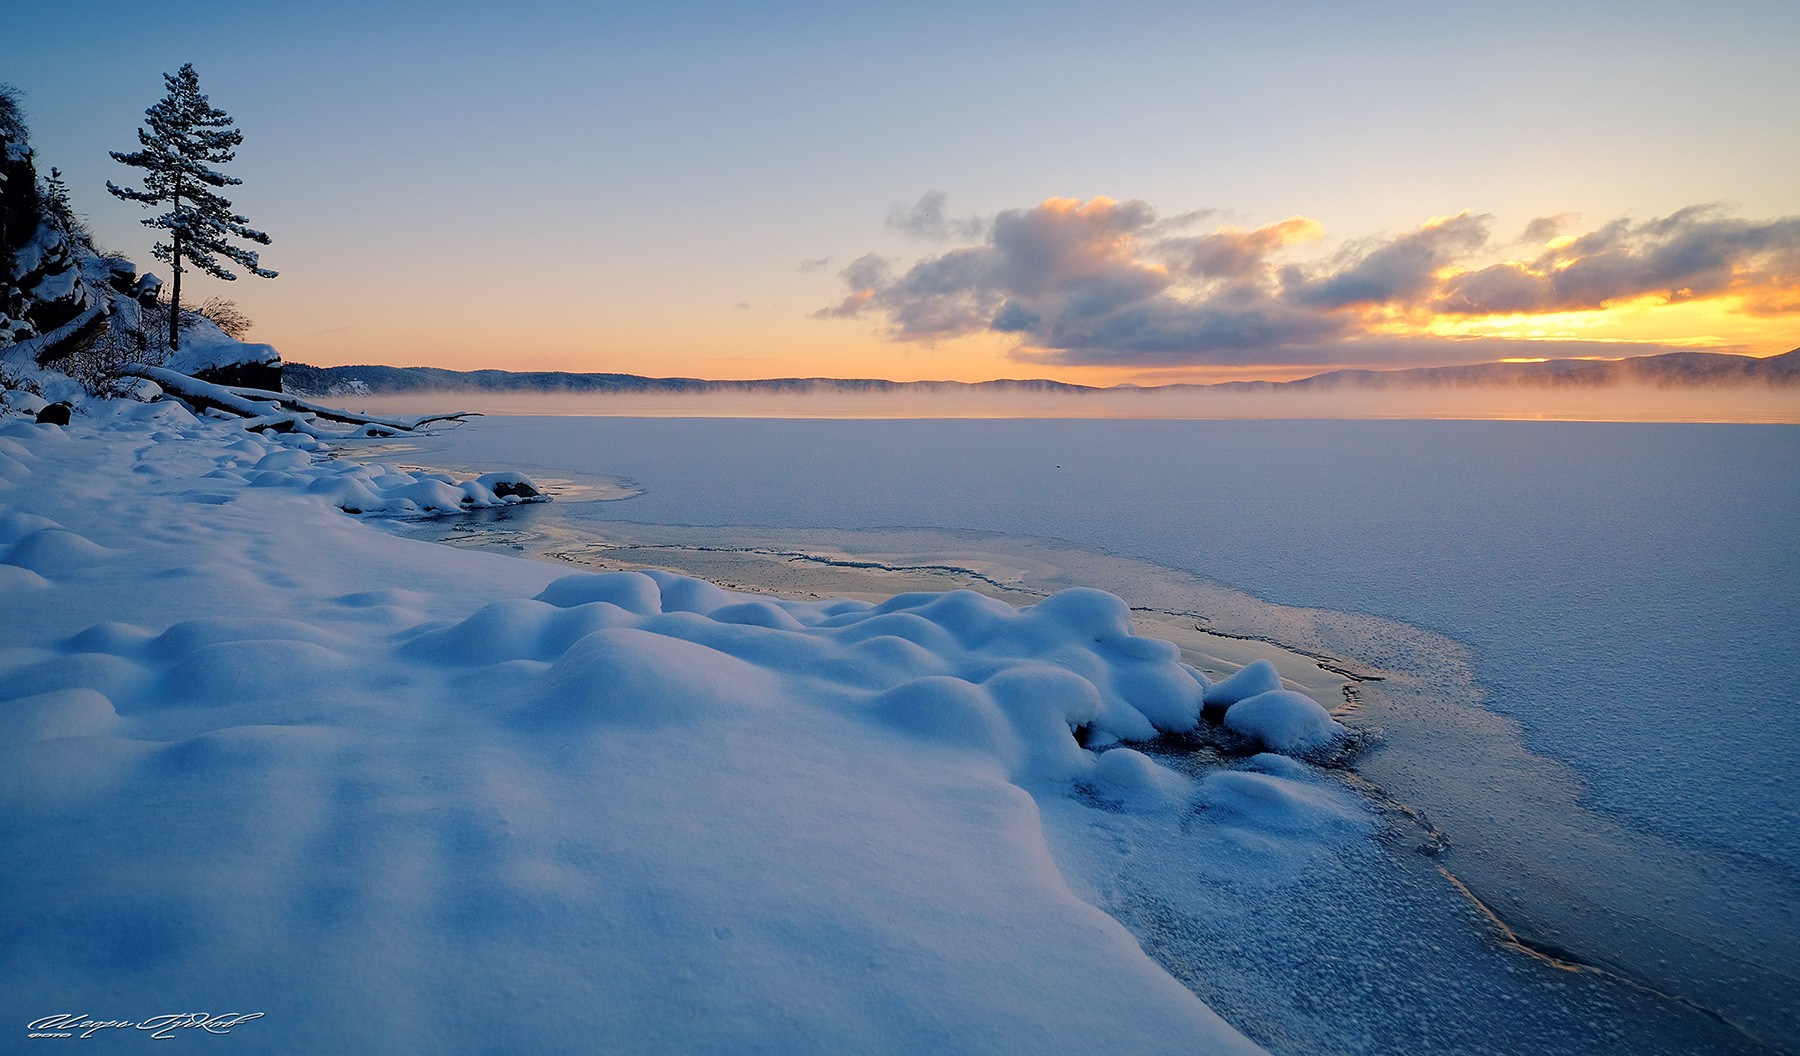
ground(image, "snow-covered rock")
xmin=164 ymin=316 xmax=282 ymax=389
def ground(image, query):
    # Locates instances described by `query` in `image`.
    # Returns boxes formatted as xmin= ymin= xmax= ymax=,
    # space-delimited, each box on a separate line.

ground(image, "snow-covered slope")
xmin=0 ymin=399 xmax=1394 ymax=1053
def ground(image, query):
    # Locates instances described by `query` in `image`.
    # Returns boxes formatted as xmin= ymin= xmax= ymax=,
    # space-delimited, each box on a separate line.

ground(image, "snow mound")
xmin=536 ymin=568 xmax=663 ymax=612
xmin=2 ymin=527 xmax=116 ymax=574
xmin=145 ymin=616 xmax=344 ymax=661
xmin=0 ymin=687 xmax=123 ymax=743
xmin=1196 ymin=759 xmax=1369 ymax=837
xmin=156 ymin=638 xmax=351 ymax=708
xmin=0 ymin=512 xmax=62 ymax=543
xmin=529 ymin=572 xmax=1204 ymax=752
xmin=869 ymin=675 xmax=1014 ymax=757
xmin=528 ymin=627 xmax=782 ymax=730
xmin=301 ymin=461 xmax=545 ymax=515
xmin=983 ymin=664 xmax=1102 ymax=781
xmin=1203 ymin=658 xmax=1283 ymax=706
xmin=1094 ymin=746 xmax=1196 ymax=811
xmin=1222 ymin=689 xmax=1347 ymax=755
xmin=0 ymin=562 xmax=50 ymax=591
xmin=2 ymin=389 xmax=50 ymax=417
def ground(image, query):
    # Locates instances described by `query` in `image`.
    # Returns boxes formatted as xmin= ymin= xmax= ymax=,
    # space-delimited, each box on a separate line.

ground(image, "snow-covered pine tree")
xmin=107 ymin=63 xmax=275 ymax=351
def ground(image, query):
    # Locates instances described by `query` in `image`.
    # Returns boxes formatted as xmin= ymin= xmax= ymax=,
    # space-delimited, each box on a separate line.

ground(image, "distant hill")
xmin=283 ymin=348 xmax=1800 ymax=399
xmin=1262 ymin=349 xmax=1800 ymax=391
xmin=281 ymin=364 xmax=1100 ymax=398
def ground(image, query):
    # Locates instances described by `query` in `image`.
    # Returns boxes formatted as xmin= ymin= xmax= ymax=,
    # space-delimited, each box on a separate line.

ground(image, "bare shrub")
xmin=195 ymin=296 xmax=252 ymax=338
xmin=58 ymin=300 xmax=169 ymax=396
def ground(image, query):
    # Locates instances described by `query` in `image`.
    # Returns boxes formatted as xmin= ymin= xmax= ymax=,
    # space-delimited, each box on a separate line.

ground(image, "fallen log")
xmin=120 ymin=364 xmax=480 ymax=437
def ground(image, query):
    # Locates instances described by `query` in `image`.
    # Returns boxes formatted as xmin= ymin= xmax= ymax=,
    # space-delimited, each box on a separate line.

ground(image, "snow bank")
xmin=0 ymin=391 xmax=546 ymax=516
xmin=0 ymin=399 xmax=1381 ymax=1054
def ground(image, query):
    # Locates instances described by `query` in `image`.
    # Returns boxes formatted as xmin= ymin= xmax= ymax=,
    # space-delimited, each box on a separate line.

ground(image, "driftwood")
xmin=120 ymin=364 xmax=480 ymax=438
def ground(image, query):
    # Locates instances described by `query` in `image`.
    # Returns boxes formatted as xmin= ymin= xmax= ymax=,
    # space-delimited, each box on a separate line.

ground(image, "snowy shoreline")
xmin=0 ymin=401 xmax=1322 ymax=1054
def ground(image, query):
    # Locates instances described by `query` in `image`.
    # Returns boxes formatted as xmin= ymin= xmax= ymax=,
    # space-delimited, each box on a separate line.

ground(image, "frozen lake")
xmin=392 ymin=415 xmax=1800 ymax=1050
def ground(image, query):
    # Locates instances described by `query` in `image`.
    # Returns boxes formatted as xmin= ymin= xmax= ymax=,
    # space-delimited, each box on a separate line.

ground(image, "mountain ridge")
xmin=284 ymin=348 xmax=1800 ymax=398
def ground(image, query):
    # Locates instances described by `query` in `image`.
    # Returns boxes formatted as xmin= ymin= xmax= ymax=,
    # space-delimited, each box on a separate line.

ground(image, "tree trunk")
xmin=120 ymin=364 xmax=483 ymax=437
xmin=169 ymin=225 xmax=182 ymax=351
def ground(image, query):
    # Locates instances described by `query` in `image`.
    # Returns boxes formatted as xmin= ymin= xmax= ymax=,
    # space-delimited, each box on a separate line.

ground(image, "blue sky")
xmin=5 ymin=0 xmax=1797 ymax=382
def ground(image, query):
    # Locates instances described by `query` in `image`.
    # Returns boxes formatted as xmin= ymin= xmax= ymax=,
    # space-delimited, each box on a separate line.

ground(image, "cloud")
xmin=1165 ymin=216 xmax=1322 ymax=281
xmin=1435 ymin=207 xmax=1800 ymax=315
xmin=798 ymin=256 xmax=833 ymax=273
xmin=819 ymin=197 xmax=1800 ymax=367
xmin=860 ymin=198 xmax=1352 ymax=363
xmin=1520 ymin=214 xmax=1576 ymax=244
xmin=1292 ymin=213 xmax=1489 ymax=309
xmin=813 ymin=254 xmax=894 ymax=319
xmin=885 ymin=191 xmax=986 ymax=242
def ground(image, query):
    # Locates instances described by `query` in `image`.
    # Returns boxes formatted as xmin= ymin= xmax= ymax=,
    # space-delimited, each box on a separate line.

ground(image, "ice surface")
xmin=398 ymin=417 xmax=1799 ymax=868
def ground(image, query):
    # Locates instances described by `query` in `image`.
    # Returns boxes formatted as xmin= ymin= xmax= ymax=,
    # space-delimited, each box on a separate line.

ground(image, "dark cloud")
xmin=819 ymin=197 xmax=1800 ymax=367
xmin=1293 ymin=213 xmax=1490 ymax=309
xmin=870 ymin=198 xmax=1172 ymax=344
xmin=1019 ymin=293 xmax=1355 ymax=366
xmin=797 ymin=256 xmax=833 ymax=273
xmin=884 ymin=191 xmax=986 ymax=242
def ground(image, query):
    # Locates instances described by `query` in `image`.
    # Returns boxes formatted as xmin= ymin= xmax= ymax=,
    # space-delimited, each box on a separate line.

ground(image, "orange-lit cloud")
xmin=1166 ymin=216 xmax=1323 ymax=281
xmin=819 ymin=198 xmax=1800 ymax=369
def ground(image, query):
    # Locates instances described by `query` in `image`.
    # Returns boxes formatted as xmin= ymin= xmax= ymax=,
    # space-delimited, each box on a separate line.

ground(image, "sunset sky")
xmin=5 ymin=0 xmax=1797 ymax=384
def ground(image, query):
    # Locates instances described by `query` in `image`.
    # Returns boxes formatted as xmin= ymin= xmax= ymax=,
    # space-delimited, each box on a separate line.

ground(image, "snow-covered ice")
xmin=6 ymin=399 xmax=1790 ymax=1054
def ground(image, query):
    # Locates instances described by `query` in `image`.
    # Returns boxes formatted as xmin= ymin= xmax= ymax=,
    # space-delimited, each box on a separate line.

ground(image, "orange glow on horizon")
xmin=1409 ymin=293 xmax=1795 ymax=352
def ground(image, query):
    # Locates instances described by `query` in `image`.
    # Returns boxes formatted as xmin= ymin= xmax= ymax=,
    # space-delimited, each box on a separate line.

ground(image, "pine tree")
xmin=108 ymin=63 xmax=275 ymax=352
xmin=42 ymin=168 xmax=76 ymax=234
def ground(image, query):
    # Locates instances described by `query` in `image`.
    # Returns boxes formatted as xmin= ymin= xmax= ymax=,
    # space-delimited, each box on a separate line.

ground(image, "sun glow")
xmin=1406 ymin=295 xmax=1797 ymax=353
